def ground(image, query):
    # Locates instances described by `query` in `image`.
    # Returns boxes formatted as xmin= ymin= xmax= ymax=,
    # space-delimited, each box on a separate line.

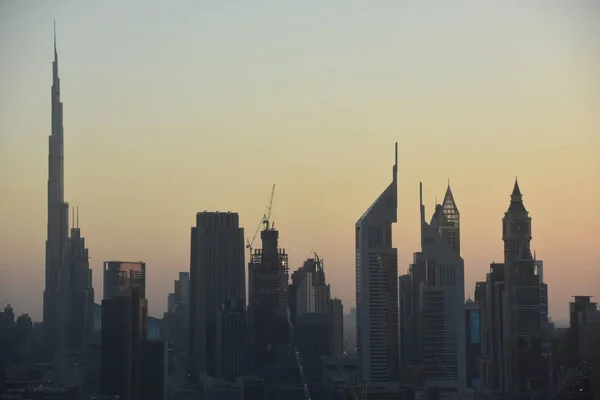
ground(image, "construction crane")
xmin=246 ymin=184 xmax=276 ymax=257
xmin=263 ymin=184 xmax=276 ymax=231
xmin=246 ymin=214 xmax=265 ymax=259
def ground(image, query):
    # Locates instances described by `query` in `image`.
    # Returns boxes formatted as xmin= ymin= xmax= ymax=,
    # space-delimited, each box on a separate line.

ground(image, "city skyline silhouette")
xmin=1 ymin=2 xmax=598 ymax=325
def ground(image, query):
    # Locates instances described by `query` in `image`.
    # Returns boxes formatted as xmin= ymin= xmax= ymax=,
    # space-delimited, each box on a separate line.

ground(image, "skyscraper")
xmin=101 ymin=261 xmax=148 ymax=400
xmin=44 ymin=22 xmax=70 ymax=357
xmin=399 ymin=183 xmax=466 ymax=390
xmin=502 ymin=180 xmax=547 ymax=394
xmin=248 ymin=224 xmax=290 ymax=370
xmin=55 ymin=213 xmax=95 ymax=354
xmin=355 ymin=143 xmax=399 ymax=383
xmin=479 ymin=180 xmax=548 ymax=394
xmin=188 ymin=212 xmax=245 ymax=381
xmin=103 ymin=261 xmax=146 ymax=299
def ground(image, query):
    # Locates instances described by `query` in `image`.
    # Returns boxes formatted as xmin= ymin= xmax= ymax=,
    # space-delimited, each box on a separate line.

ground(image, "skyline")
xmin=1 ymin=2 xmax=599 ymax=324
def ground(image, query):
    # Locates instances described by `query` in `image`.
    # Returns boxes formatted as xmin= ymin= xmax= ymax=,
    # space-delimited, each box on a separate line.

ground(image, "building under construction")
xmin=248 ymin=225 xmax=290 ymax=370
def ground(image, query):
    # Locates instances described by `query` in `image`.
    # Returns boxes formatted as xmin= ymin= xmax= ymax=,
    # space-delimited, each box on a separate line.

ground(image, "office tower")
xmin=189 ymin=212 xmax=245 ymax=381
xmin=569 ymin=296 xmax=600 ymax=365
xmin=141 ymin=340 xmax=169 ymax=400
xmin=101 ymin=288 xmax=148 ymax=400
xmin=399 ymin=183 xmax=466 ymax=389
xmin=478 ymin=180 xmax=548 ymax=394
xmin=330 ymin=298 xmax=344 ymax=357
xmin=290 ymin=256 xmax=331 ymax=324
xmin=296 ymin=313 xmax=331 ymax=384
xmin=56 ymin=213 xmax=95 ymax=354
xmin=44 ymin=23 xmax=70 ymax=357
xmin=464 ymin=299 xmax=482 ymax=389
xmin=355 ymin=143 xmax=399 ymax=383
xmin=16 ymin=314 xmax=33 ymax=350
xmin=101 ymin=261 xmax=148 ymax=400
xmin=215 ymin=298 xmax=246 ymax=382
xmin=502 ymin=180 xmax=547 ymax=394
xmin=162 ymin=272 xmax=191 ymax=352
xmin=103 ymin=261 xmax=146 ymax=299
xmin=248 ymin=222 xmax=290 ymax=369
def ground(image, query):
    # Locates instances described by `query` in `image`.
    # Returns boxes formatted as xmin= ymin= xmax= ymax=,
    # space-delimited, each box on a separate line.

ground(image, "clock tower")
xmin=502 ymin=178 xmax=532 ymax=269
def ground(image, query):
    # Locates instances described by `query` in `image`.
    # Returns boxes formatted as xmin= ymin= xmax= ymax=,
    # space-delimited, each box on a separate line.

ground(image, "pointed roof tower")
xmin=507 ymin=178 xmax=528 ymax=214
xmin=441 ymin=180 xmax=459 ymax=227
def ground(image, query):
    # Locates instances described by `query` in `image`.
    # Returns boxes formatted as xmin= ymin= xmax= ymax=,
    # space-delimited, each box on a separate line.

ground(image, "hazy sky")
xmin=0 ymin=1 xmax=598 ymax=324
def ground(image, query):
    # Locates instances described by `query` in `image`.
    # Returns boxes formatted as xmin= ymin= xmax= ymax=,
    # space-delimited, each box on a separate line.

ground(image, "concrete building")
xmin=248 ymin=224 xmax=290 ymax=369
xmin=355 ymin=143 xmax=399 ymax=383
xmin=189 ymin=212 xmax=245 ymax=381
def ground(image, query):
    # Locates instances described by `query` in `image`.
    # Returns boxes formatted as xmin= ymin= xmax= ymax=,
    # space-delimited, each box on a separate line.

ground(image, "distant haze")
xmin=0 ymin=1 xmax=598 ymax=324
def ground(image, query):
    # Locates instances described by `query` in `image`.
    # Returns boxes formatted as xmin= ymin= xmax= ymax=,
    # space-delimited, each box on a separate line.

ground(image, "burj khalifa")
xmin=43 ymin=22 xmax=70 ymax=356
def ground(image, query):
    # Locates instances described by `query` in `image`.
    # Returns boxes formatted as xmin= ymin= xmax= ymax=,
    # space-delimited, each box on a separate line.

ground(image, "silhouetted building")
xmin=44 ymin=25 xmax=70 ymax=357
xmin=569 ymin=297 xmax=600 ymax=365
xmin=101 ymin=262 xmax=148 ymax=400
xmin=296 ymin=312 xmax=331 ymax=384
xmin=163 ymin=272 xmax=190 ymax=351
xmin=103 ymin=261 xmax=146 ymax=299
xmin=101 ymin=287 xmax=148 ymax=400
xmin=141 ymin=340 xmax=168 ymax=400
xmin=330 ymin=298 xmax=344 ymax=357
xmin=56 ymin=220 xmax=95 ymax=354
xmin=15 ymin=313 xmax=33 ymax=349
xmin=216 ymin=298 xmax=246 ymax=382
xmin=355 ymin=143 xmax=399 ymax=383
xmin=399 ymin=182 xmax=466 ymax=390
xmin=465 ymin=299 xmax=482 ymax=389
xmin=188 ymin=212 xmax=245 ymax=381
xmin=478 ymin=180 xmax=548 ymax=395
xmin=248 ymin=223 xmax=290 ymax=370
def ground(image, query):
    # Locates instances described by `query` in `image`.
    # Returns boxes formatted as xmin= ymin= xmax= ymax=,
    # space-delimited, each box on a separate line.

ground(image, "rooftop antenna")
xmin=53 ymin=20 xmax=57 ymax=54
xmin=76 ymin=206 xmax=79 ymax=228
xmin=72 ymin=206 xmax=74 ymax=229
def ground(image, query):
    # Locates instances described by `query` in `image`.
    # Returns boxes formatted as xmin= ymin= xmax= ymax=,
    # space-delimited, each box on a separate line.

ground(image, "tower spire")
xmin=53 ymin=20 xmax=56 ymax=54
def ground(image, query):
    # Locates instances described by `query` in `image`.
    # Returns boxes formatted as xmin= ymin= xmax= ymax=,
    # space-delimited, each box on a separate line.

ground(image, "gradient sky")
xmin=0 ymin=1 xmax=598 ymax=325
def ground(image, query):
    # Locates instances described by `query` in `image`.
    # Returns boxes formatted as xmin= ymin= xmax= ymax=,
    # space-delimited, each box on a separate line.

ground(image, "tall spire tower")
xmin=44 ymin=21 xmax=70 ymax=356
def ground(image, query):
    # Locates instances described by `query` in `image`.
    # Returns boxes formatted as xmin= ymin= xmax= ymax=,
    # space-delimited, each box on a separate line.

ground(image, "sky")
xmin=0 ymin=1 xmax=598 ymax=325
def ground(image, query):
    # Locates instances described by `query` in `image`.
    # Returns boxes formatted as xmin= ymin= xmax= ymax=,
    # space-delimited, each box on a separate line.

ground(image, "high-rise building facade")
xmin=215 ymin=298 xmax=246 ymax=382
xmin=355 ymin=143 xmax=399 ymax=383
xmin=478 ymin=180 xmax=548 ymax=395
xmin=103 ymin=261 xmax=146 ymax=299
xmin=189 ymin=212 xmax=245 ymax=381
xmin=465 ymin=299 xmax=482 ymax=389
xmin=248 ymin=225 xmax=290 ymax=369
xmin=44 ymin=25 xmax=70 ymax=357
xmin=56 ymin=222 xmax=95 ymax=353
xmin=101 ymin=261 xmax=148 ymax=400
xmin=289 ymin=256 xmax=331 ymax=324
xmin=101 ymin=287 xmax=148 ymax=400
xmin=399 ymin=183 xmax=466 ymax=390
xmin=330 ymin=298 xmax=344 ymax=357
xmin=502 ymin=180 xmax=548 ymax=394
xmin=569 ymin=296 xmax=600 ymax=365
